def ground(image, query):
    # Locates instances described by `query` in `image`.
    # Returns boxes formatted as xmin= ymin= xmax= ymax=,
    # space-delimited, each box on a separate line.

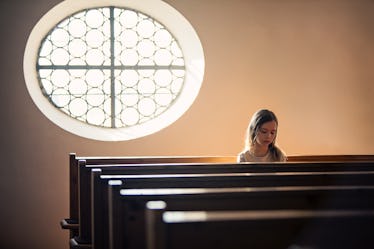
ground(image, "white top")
xmin=237 ymin=150 xmax=287 ymax=162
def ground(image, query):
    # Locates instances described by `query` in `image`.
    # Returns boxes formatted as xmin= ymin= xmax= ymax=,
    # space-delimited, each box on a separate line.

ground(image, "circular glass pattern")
xmin=24 ymin=0 xmax=204 ymax=141
xmin=37 ymin=7 xmax=186 ymax=128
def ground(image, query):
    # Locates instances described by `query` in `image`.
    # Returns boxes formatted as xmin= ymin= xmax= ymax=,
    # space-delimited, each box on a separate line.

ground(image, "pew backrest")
xmin=67 ymin=153 xmax=374 ymax=226
xmin=146 ymin=207 xmax=374 ymax=249
xmin=80 ymin=162 xmax=374 ymax=247
xmin=287 ymin=154 xmax=374 ymax=162
xmin=106 ymin=185 xmax=374 ymax=249
xmin=89 ymin=168 xmax=374 ymax=249
xmin=63 ymin=153 xmax=374 ymax=247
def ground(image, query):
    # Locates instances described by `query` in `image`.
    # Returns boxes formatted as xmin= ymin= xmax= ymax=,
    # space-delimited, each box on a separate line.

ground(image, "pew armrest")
xmin=60 ymin=218 xmax=79 ymax=230
xmin=70 ymin=237 xmax=92 ymax=249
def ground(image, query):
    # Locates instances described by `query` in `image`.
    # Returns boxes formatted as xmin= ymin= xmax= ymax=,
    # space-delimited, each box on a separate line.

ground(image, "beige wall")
xmin=0 ymin=0 xmax=373 ymax=248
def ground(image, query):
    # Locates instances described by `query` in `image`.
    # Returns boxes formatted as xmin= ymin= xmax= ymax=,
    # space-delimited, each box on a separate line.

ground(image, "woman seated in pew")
xmin=238 ymin=109 xmax=287 ymax=162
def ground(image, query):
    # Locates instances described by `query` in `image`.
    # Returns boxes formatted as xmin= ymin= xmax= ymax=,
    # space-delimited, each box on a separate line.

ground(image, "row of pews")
xmin=60 ymin=153 xmax=374 ymax=249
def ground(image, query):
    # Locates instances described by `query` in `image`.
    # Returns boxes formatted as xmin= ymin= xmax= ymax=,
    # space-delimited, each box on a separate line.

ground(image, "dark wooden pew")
xmin=73 ymin=161 xmax=264 ymax=248
xmin=82 ymin=163 xmax=374 ymax=246
xmin=146 ymin=207 xmax=374 ymax=249
xmin=76 ymin=161 xmax=272 ymax=247
xmin=64 ymin=153 xmax=374 ymax=237
xmin=67 ymin=160 xmax=374 ymax=249
xmin=106 ymin=185 xmax=374 ymax=249
xmin=287 ymin=154 xmax=374 ymax=162
xmin=89 ymin=169 xmax=374 ymax=249
xmin=63 ymin=153 xmax=374 ymax=237
xmin=63 ymin=153 xmax=374 ymax=248
xmin=63 ymin=153 xmax=236 ymax=239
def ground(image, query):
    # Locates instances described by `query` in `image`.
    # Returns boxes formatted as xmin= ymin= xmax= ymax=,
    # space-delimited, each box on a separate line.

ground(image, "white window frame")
xmin=23 ymin=0 xmax=204 ymax=141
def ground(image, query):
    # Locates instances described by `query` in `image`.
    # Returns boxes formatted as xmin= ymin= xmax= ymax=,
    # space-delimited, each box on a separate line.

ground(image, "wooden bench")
xmin=63 ymin=153 xmax=374 ymax=248
xmin=66 ymin=153 xmax=374 ymax=234
xmin=64 ymin=153 xmax=374 ymax=234
xmin=87 ymin=168 xmax=374 ymax=249
xmin=106 ymin=185 xmax=374 ymax=249
xmin=146 ymin=207 xmax=374 ymax=249
xmin=64 ymin=153 xmax=236 ymax=239
xmin=68 ymin=161 xmax=374 ymax=247
xmin=287 ymin=154 xmax=374 ymax=162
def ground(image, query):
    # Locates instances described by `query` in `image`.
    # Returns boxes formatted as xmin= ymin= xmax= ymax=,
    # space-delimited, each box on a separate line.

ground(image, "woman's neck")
xmin=250 ymin=143 xmax=269 ymax=157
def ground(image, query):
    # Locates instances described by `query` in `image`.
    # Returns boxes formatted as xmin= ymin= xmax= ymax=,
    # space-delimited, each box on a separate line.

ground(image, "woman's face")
xmin=255 ymin=120 xmax=277 ymax=147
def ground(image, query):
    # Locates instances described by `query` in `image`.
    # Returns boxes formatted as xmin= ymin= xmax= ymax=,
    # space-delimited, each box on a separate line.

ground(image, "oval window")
xmin=24 ymin=0 xmax=204 ymax=141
